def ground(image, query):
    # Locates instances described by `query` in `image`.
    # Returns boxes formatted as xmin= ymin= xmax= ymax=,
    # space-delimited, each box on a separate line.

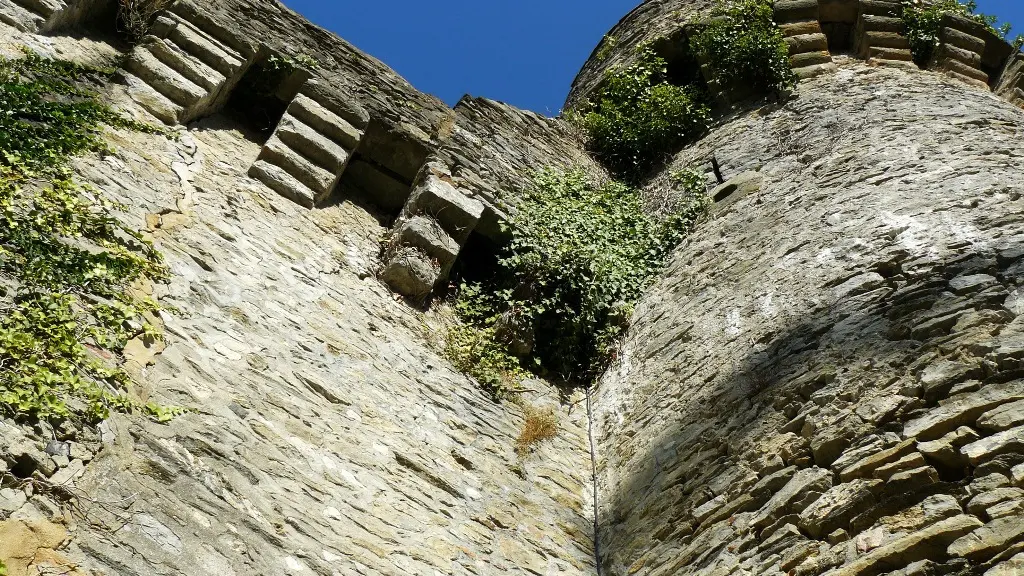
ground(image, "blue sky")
xmin=281 ymin=0 xmax=1023 ymax=116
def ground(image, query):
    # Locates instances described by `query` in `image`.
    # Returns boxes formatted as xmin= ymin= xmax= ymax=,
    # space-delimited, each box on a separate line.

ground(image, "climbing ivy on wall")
xmin=577 ymin=0 xmax=794 ymax=182
xmin=688 ymin=0 xmax=796 ymax=95
xmin=579 ymin=48 xmax=711 ymax=181
xmin=0 ymin=50 xmax=180 ymax=424
xmin=900 ymin=0 xmax=1011 ymax=66
xmin=447 ymin=169 xmax=710 ymax=393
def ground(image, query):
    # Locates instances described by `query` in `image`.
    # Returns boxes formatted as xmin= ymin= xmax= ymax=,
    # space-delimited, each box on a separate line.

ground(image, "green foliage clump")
xmin=448 ymin=169 xmax=709 ymax=388
xmin=689 ymin=0 xmax=796 ymax=95
xmin=0 ymin=559 xmax=6 ymax=576
xmin=445 ymin=324 xmax=527 ymax=396
xmin=596 ymin=35 xmax=619 ymax=62
xmin=580 ymin=48 xmax=711 ymax=181
xmin=901 ymin=0 xmax=1011 ymax=66
xmin=0 ymin=50 xmax=179 ymax=424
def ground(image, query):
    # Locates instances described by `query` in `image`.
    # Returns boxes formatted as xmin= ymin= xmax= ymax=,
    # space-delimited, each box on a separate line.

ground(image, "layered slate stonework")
xmin=1 ymin=0 xmax=1024 ymax=575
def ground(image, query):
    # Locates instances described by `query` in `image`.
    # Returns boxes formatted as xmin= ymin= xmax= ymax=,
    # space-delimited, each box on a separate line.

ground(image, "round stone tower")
xmin=580 ymin=1 xmax=1024 ymax=575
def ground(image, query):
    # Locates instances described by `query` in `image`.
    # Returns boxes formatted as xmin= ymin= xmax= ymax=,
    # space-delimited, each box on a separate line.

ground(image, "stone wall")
xmin=566 ymin=0 xmax=1024 ymax=113
xmin=0 ymin=6 xmax=599 ymax=576
xmin=439 ymin=96 xmax=605 ymax=240
xmin=592 ymin=60 xmax=1024 ymax=576
xmin=4 ymin=0 xmax=1024 ymax=575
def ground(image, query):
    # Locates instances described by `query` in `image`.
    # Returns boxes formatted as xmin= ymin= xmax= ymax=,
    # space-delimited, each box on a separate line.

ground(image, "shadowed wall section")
xmin=592 ymin=62 xmax=1024 ymax=576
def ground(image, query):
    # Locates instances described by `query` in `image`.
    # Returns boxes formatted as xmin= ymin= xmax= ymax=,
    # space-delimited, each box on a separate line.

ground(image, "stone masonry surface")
xmin=0 ymin=12 xmax=596 ymax=576
xmin=3 ymin=0 xmax=1024 ymax=574
xmin=594 ymin=58 xmax=1024 ymax=576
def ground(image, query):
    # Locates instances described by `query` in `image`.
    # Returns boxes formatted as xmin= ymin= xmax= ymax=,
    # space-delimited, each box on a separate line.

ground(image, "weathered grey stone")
xmin=967 ymin=488 xmax=1024 ymax=519
xmin=828 ymin=515 xmax=983 ymax=576
xmin=948 ymin=515 xmax=1024 ymax=561
xmin=1013 ymin=464 xmax=1024 ymax=487
xmin=904 ymin=382 xmax=1024 ymax=441
xmin=884 ymin=465 xmax=940 ymax=496
xmin=984 ymin=552 xmax=1024 ymax=576
xmin=840 ymin=439 xmax=917 ymax=482
xmin=918 ymin=360 xmax=975 ymax=402
xmin=872 ymin=453 xmax=926 ymax=480
xmin=918 ymin=426 xmax=980 ymax=468
xmin=751 ymin=467 xmax=833 ymax=530
xmin=962 ymin=426 xmax=1024 ymax=465
xmin=390 ymin=216 xmax=459 ymax=269
xmin=978 ymin=400 xmax=1024 ymax=433
xmin=380 ymin=248 xmax=441 ymax=298
xmin=403 ymin=173 xmax=485 ymax=243
xmin=798 ymin=479 xmax=881 ymax=538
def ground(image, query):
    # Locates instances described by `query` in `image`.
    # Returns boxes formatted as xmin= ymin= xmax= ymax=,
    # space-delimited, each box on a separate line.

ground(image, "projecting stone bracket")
xmin=117 ymin=4 xmax=254 ymax=125
xmin=995 ymin=53 xmax=1024 ymax=108
xmin=248 ymin=90 xmax=368 ymax=208
xmin=929 ymin=12 xmax=1014 ymax=91
xmin=775 ymin=0 xmax=837 ymax=80
xmin=380 ymin=161 xmax=485 ymax=300
xmin=853 ymin=0 xmax=916 ymax=68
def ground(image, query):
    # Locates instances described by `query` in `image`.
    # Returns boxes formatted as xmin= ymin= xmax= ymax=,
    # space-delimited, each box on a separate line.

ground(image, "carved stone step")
xmin=940 ymin=26 xmax=987 ymax=54
xmin=945 ymin=70 xmax=991 ymax=90
xmin=248 ymin=159 xmax=320 ymax=209
xmin=258 ymin=136 xmax=338 ymax=198
xmin=932 ymin=51 xmax=990 ymax=85
xmin=391 ymin=216 xmax=459 ymax=270
xmin=403 ymin=172 xmax=485 ymax=244
xmin=786 ymin=33 xmax=829 ymax=56
xmin=124 ymin=43 xmax=206 ymax=108
xmin=861 ymin=31 xmax=910 ymax=50
xmin=380 ymin=247 xmax=440 ymax=299
xmin=121 ymin=72 xmax=185 ymax=125
xmin=779 ymin=21 xmax=821 ymax=38
xmin=275 ymin=114 xmax=351 ymax=175
xmin=164 ymin=12 xmax=243 ymax=77
xmin=860 ymin=15 xmax=903 ymax=34
xmin=287 ymin=94 xmax=362 ymax=151
xmin=935 ymin=42 xmax=982 ymax=68
xmin=793 ymin=62 xmax=838 ymax=79
xmin=865 ymin=46 xmax=914 ymax=63
xmin=774 ymin=0 xmax=818 ymax=23
xmin=996 ymin=54 xmax=1024 ymax=108
xmin=860 ymin=0 xmax=901 ymax=17
xmin=145 ymin=35 xmax=226 ymax=93
xmin=791 ymin=51 xmax=833 ymax=68
xmin=1012 ymin=87 xmax=1024 ymax=107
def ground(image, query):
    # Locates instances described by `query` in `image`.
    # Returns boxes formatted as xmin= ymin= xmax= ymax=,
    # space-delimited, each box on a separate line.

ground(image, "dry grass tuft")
xmin=117 ymin=0 xmax=173 ymax=43
xmin=515 ymin=406 xmax=558 ymax=456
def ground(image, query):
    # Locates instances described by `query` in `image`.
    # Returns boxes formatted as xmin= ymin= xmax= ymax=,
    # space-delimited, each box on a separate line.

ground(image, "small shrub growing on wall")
xmin=580 ymin=48 xmax=711 ymax=181
xmin=515 ymin=406 xmax=558 ymax=456
xmin=689 ymin=0 xmax=796 ymax=95
xmin=0 ymin=50 xmax=181 ymax=424
xmin=900 ymin=0 xmax=1011 ymax=66
xmin=447 ymin=169 xmax=709 ymax=389
xmin=117 ymin=0 xmax=173 ymax=43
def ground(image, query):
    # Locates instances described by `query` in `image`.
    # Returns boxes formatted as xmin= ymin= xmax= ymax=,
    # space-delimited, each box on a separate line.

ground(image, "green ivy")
xmin=0 ymin=50 xmax=182 ymax=424
xmin=448 ymin=169 xmax=709 ymax=388
xmin=901 ymin=0 xmax=1010 ymax=67
xmin=689 ymin=0 xmax=796 ymax=95
xmin=580 ymin=48 xmax=711 ymax=181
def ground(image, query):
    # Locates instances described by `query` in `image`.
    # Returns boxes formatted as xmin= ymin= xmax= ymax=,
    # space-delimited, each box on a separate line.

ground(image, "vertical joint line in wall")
xmin=586 ymin=384 xmax=602 ymax=576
